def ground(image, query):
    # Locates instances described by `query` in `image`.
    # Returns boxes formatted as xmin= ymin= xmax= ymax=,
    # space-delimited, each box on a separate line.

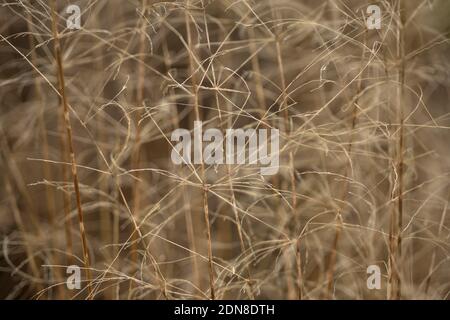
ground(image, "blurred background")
xmin=0 ymin=0 xmax=449 ymax=299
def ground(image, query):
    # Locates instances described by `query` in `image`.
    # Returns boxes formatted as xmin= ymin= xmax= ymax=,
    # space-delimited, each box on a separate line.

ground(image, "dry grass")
xmin=0 ymin=0 xmax=449 ymax=299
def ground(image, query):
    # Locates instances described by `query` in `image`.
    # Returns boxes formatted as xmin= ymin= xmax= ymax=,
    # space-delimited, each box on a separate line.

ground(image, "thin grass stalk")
xmin=27 ymin=10 xmax=71 ymax=298
xmin=162 ymin=39 xmax=201 ymax=292
xmin=394 ymin=0 xmax=406 ymax=299
xmin=210 ymin=21 xmax=255 ymax=298
xmin=50 ymin=0 xmax=92 ymax=296
xmin=275 ymin=30 xmax=301 ymax=299
xmin=324 ymin=28 xmax=368 ymax=299
xmin=129 ymin=0 xmax=148 ymax=296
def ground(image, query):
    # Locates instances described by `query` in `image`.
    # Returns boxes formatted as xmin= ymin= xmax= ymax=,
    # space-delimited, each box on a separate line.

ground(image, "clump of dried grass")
xmin=0 ymin=0 xmax=449 ymax=300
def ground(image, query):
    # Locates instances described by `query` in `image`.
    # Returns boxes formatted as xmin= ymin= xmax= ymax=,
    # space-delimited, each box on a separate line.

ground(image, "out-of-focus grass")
xmin=0 ymin=0 xmax=448 ymax=300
